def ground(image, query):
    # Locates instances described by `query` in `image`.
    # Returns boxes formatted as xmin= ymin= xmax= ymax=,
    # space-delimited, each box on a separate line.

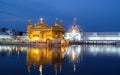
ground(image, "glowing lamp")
xmin=72 ymin=29 xmax=76 ymax=34
xmin=40 ymin=18 xmax=43 ymax=23
xmin=40 ymin=18 xmax=43 ymax=21
xmin=35 ymin=37 xmax=39 ymax=41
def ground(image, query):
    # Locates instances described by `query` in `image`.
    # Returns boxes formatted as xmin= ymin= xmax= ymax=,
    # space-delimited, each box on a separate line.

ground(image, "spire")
xmin=60 ymin=20 xmax=63 ymax=25
xmin=55 ymin=18 xmax=59 ymax=26
xmin=56 ymin=18 xmax=58 ymax=23
xmin=40 ymin=18 xmax=43 ymax=23
xmin=27 ymin=19 xmax=32 ymax=29
xmin=59 ymin=20 xmax=63 ymax=28
xmin=74 ymin=18 xmax=77 ymax=21
xmin=28 ymin=19 xmax=32 ymax=25
xmin=28 ymin=19 xmax=31 ymax=23
xmin=73 ymin=18 xmax=77 ymax=26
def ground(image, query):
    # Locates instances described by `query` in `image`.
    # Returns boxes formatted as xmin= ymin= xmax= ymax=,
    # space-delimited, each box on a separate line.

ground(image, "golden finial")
xmin=28 ymin=19 xmax=31 ymax=23
xmin=55 ymin=18 xmax=59 ymax=26
xmin=74 ymin=18 xmax=77 ymax=21
xmin=56 ymin=18 xmax=58 ymax=21
xmin=40 ymin=18 xmax=43 ymax=23
xmin=73 ymin=18 xmax=77 ymax=26
xmin=28 ymin=19 xmax=32 ymax=25
xmin=60 ymin=20 xmax=63 ymax=26
xmin=56 ymin=18 xmax=58 ymax=23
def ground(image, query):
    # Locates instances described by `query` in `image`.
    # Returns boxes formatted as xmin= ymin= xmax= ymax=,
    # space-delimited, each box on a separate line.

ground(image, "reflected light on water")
xmin=72 ymin=51 xmax=76 ymax=61
xmin=1 ymin=45 xmax=120 ymax=75
xmin=67 ymin=45 xmax=82 ymax=63
xmin=26 ymin=46 xmax=68 ymax=75
xmin=66 ymin=45 xmax=83 ymax=72
xmin=39 ymin=65 xmax=42 ymax=75
xmin=88 ymin=45 xmax=120 ymax=56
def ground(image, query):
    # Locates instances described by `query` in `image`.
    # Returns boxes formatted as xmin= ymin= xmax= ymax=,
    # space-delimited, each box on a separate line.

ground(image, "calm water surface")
xmin=0 ymin=45 xmax=120 ymax=75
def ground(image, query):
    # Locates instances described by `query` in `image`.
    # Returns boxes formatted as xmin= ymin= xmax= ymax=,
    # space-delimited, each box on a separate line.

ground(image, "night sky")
xmin=0 ymin=0 xmax=120 ymax=32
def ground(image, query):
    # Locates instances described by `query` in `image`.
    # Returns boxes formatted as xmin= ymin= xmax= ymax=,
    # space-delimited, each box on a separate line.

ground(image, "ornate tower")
xmin=64 ymin=18 xmax=82 ymax=42
xmin=59 ymin=20 xmax=63 ymax=28
xmin=54 ymin=18 xmax=59 ymax=27
xmin=27 ymin=19 xmax=32 ymax=30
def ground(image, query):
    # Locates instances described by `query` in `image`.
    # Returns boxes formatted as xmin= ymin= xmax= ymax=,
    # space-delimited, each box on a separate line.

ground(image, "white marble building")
xmin=64 ymin=19 xmax=120 ymax=43
xmin=64 ymin=18 xmax=82 ymax=42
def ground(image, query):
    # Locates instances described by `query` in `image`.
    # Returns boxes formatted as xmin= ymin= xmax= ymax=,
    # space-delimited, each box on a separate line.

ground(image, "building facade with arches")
xmin=27 ymin=18 xmax=65 ymax=43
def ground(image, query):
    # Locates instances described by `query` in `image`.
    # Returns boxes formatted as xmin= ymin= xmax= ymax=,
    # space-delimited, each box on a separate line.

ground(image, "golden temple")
xmin=27 ymin=18 xmax=65 ymax=43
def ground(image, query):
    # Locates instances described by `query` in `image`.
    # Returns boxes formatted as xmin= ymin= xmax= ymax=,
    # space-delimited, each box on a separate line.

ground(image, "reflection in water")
xmin=85 ymin=45 xmax=120 ymax=56
xmin=26 ymin=46 xmax=68 ymax=75
xmin=0 ymin=45 xmax=120 ymax=75
xmin=66 ymin=45 xmax=83 ymax=72
xmin=0 ymin=46 xmax=28 ymax=57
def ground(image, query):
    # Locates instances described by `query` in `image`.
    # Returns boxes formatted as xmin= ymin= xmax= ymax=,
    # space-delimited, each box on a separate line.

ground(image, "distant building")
xmin=0 ymin=35 xmax=12 ymax=39
xmin=27 ymin=18 xmax=65 ymax=43
xmin=83 ymin=32 xmax=120 ymax=41
xmin=0 ymin=29 xmax=12 ymax=40
xmin=64 ymin=19 xmax=120 ymax=43
xmin=82 ymin=32 xmax=120 ymax=43
xmin=64 ymin=18 xmax=82 ymax=42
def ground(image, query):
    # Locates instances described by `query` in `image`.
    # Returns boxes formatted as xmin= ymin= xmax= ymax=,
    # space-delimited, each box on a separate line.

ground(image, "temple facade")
xmin=64 ymin=19 xmax=120 ymax=44
xmin=27 ymin=18 xmax=65 ymax=43
xmin=64 ymin=18 xmax=82 ymax=42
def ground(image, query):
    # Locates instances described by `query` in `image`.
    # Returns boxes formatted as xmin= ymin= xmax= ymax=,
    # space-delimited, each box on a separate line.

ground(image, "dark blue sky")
xmin=0 ymin=0 xmax=120 ymax=32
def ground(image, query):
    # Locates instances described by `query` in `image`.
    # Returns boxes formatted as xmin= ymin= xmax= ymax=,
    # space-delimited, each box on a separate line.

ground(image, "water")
xmin=0 ymin=45 xmax=120 ymax=75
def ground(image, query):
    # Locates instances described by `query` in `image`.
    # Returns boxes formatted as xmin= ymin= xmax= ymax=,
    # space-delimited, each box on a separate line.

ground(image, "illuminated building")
xmin=27 ymin=18 xmax=65 ymax=43
xmin=83 ymin=32 xmax=120 ymax=41
xmin=1 ymin=18 xmax=120 ymax=44
xmin=64 ymin=18 xmax=120 ymax=44
xmin=64 ymin=18 xmax=82 ymax=42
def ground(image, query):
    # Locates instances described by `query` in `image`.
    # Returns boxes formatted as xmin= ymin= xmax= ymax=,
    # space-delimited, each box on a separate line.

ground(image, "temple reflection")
xmin=1 ymin=45 xmax=120 ymax=75
xmin=26 ymin=46 xmax=68 ymax=75
xmin=66 ymin=45 xmax=83 ymax=72
xmin=0 ymin=46 xmax=28 ymax=57
xmin=84 ymin=45 xmax=120 ymax=56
